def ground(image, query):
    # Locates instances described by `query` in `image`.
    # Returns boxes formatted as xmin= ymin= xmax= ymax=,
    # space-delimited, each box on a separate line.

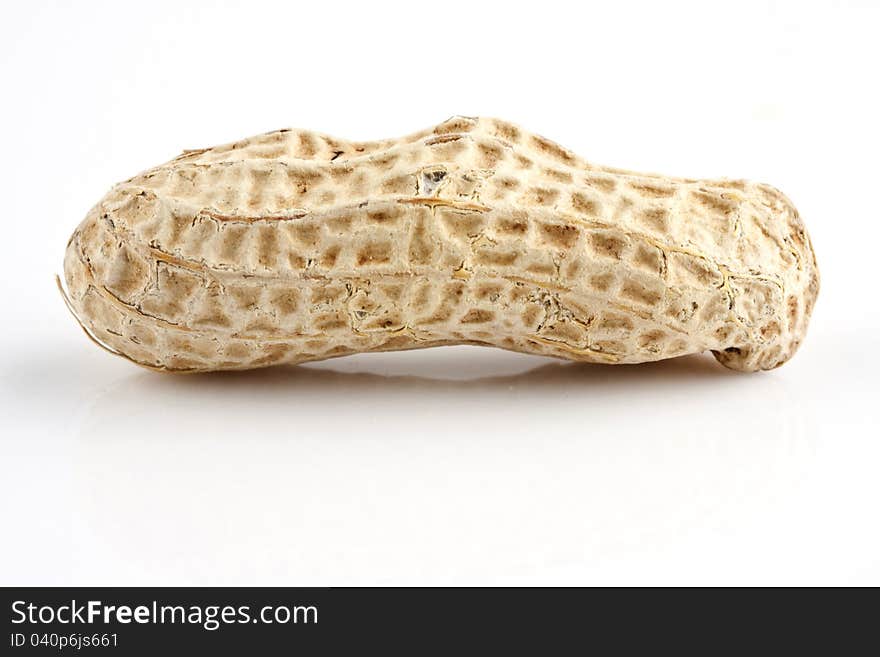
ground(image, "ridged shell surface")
xmin=62 ymin=117 xmax=819 ymax=372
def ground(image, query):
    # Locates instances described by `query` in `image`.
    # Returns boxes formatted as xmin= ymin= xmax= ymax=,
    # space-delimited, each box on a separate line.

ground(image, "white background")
xmin=1 ymin=0 xmax=877 ymax=585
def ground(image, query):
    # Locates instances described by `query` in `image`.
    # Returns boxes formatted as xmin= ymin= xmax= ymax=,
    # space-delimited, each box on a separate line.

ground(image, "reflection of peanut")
xmin=61 ymin=117 xmax=819 ymax=373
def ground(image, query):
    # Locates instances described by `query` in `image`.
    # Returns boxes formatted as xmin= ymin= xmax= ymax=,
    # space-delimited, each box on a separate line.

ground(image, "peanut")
xmin=61 ymin=116 xmax=819 ymax=373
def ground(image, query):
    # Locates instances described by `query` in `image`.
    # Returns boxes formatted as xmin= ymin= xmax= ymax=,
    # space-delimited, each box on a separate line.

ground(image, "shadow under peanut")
xmin=90 ymin=345 xmax=736 ymax=393
xmin=66 ymin=347 xmax=811 ymax=584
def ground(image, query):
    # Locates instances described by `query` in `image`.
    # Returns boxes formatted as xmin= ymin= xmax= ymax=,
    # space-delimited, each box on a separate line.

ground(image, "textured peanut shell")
xmin=61 ymin=117 xmax=819 ymax=373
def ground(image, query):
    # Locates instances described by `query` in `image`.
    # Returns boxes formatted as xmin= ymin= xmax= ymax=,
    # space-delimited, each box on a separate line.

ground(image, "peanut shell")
xmin=61 ymin=117 xmax=819 ymax=372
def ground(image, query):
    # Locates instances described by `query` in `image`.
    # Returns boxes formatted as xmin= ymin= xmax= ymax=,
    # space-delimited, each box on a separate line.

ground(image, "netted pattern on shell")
xmin=62 ymin=117 xmax=819 ymax=372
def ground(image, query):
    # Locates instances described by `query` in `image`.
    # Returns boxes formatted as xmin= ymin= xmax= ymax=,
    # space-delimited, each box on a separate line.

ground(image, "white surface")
xmin=1 ymin=0 xmax=877 ymax=586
